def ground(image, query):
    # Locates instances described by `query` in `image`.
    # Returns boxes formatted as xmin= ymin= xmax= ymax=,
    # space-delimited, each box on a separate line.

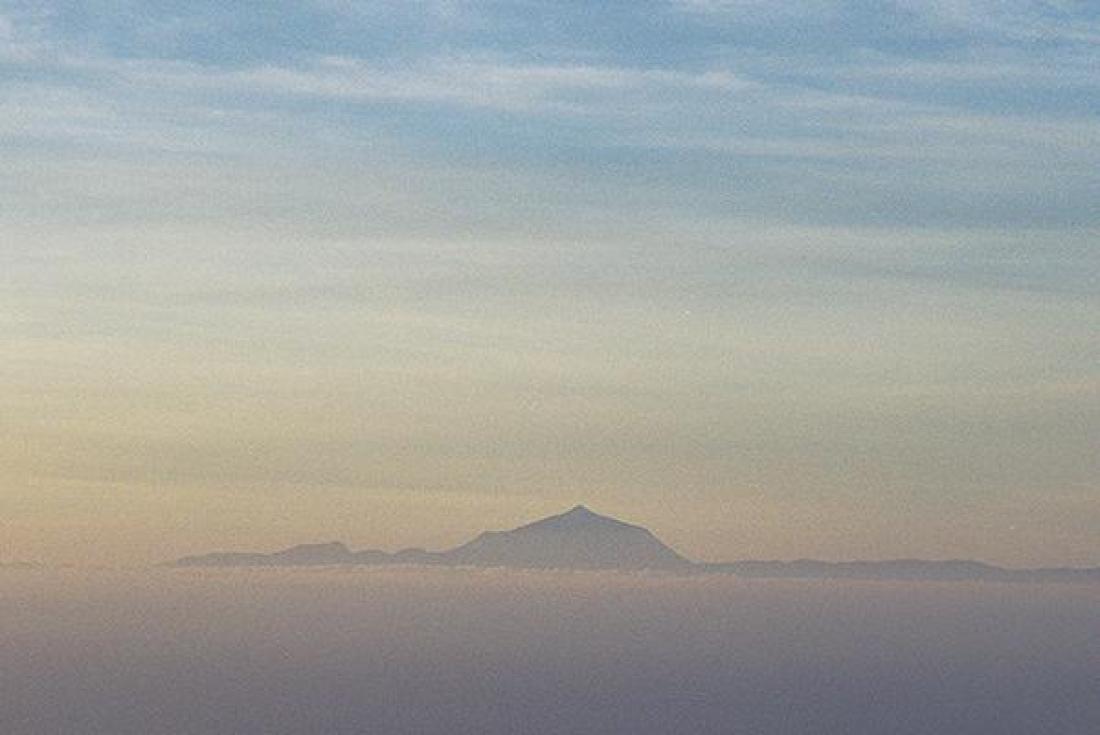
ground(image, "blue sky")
xmin=5 ymin=0 xmax=1100 ymax=228
xmin=1 ymin=1 xmax=1098 ymax=565
xmin=4 ymin=1 xmax=1100 ymax=230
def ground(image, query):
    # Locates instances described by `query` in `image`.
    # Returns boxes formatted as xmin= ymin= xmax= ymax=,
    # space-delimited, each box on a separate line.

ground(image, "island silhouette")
xmin=172 ymin=504 xmax=1099 ymax=583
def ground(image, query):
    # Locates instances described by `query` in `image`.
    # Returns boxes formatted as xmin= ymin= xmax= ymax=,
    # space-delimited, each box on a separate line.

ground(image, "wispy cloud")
xmin=674 ymin=0 xmax=839 ymax=22
xmin=681 ymin=0 xmax=1100 ymax=45
xmin=118 ymin=55 xmax=756 ymax=113
xmin=897 ymin=0 xmax=1100 ymax=45
xmin=820 ymin=53 xmax=1100 ymax=89
xmin=0 ymin=10 xmax=46 ymax=62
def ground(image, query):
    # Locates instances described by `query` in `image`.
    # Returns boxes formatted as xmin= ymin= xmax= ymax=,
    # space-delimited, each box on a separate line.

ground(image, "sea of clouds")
xmin=2 ymin=567 xmax=1098 ymax=734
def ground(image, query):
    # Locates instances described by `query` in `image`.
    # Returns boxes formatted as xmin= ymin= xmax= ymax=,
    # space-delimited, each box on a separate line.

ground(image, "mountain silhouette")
xmin=699 ymin=559 xmax=1100 ymax=583
xmin=174 ymin=542 xmax=354 ymax=567
xmin=445 ymin=505 xmax=691 ymax=570
xmin=173 ymin=505 xmax=686 ymax=570
xmin=171 ymin=505 xmax=1100 ymax=583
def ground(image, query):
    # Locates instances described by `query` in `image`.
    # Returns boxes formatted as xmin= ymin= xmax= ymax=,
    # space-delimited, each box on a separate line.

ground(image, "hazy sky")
xmin=2 ymin=1 xmax=1098 ymax=566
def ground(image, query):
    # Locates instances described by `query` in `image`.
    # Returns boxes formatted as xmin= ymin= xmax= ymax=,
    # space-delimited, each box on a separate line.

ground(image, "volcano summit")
xmin=445 ymin=505 xmax=691 ymax=570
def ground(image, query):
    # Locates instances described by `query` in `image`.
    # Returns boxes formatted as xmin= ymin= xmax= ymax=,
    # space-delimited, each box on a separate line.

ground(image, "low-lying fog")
xmin=2 ymin=568 xmax=1097 ymax=735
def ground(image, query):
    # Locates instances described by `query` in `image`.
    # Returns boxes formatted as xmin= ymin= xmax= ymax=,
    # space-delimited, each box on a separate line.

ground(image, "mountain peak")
xmin=513 ymin=504 xmax=640 ymax=533
xmin=560 ymin=504 xmax=603 ymax=522
xmin=447 ymin=505 xmax=690 ymax=569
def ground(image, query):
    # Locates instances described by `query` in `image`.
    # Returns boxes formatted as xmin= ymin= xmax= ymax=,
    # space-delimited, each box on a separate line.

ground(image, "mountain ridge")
xmin=170 ymin=505 xmax=1100 ymax=583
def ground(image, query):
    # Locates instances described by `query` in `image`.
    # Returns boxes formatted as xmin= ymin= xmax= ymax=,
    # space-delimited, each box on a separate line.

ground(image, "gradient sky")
xmin=2 ymin=0 xmax=1098 ymax=567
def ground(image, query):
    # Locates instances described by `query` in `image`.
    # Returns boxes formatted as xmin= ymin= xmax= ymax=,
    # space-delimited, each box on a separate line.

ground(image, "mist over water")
xmin=2 ymin=568 xmax=1097 ymax=735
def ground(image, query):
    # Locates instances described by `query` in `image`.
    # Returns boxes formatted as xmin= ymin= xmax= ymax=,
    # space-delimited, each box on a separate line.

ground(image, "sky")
xmin=1 ymin=0 xmax=1098 ymax=567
